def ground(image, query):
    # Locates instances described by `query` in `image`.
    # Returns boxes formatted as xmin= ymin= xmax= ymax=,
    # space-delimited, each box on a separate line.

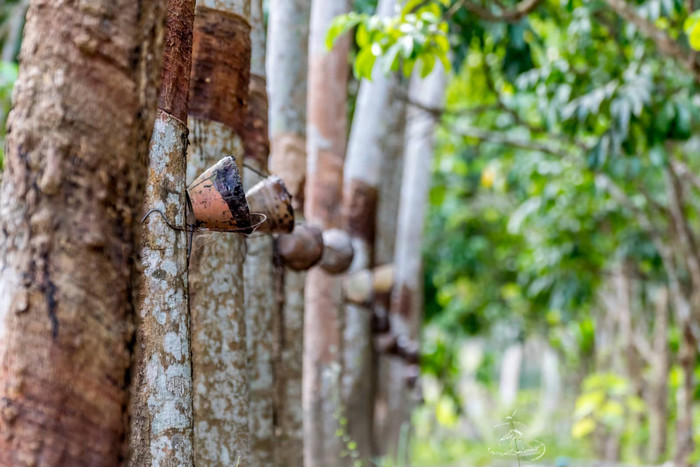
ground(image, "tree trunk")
xmin=648 ymin=286 xmax=669 ymax=463
xmin=267 ymin=0 xmax=311 ymax=464
xmin=243 ymin=1 xmax=276 ymax=465
xmin=499 ymin=343 xmax=523 ymax=407
xmin=128 ymin=1 xmax=196 ymax=465
xmin=372 ymin=78 xmax=408 ymax=460
xmin=386 ymin=68 xmax=445 ymax=449
xmin=0 ymin=0 xmax=165 ymax=464
xmin=303 ymin=0 xmax=352 ymax=465
xmin=187 ymin=0 xmax=252 ymax=464
xmin=341 ymin=1 xmax=400 ymax=461
xmin=675 ymin=321 xmax=696 ymax=467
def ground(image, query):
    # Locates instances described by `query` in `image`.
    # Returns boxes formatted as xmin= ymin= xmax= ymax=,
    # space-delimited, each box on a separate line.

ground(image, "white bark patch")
xmin=130 ymin=112 xmax=194 ymax=466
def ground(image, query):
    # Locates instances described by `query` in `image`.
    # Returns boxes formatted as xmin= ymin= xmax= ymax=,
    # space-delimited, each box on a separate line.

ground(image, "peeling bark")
xmin=187 ymin=1 xmax=252 ymax=464
xmin=129 ymin=2 xmax=196 ymax=463
xmin=0 ymin=0 xmax=166 ymax=464
xmin=303 ymin=1 xmax=352 ymax=464
xmin=267 ymin=0 xmax=311 ymax=464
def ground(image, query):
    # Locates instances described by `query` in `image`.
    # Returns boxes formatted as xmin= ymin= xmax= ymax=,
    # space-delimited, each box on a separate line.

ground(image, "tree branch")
xmin=605 ymin=0 xmax=700 ymax=82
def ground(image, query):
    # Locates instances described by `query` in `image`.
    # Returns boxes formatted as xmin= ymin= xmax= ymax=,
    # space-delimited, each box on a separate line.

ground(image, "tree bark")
xmin=385 ymin=68 xmax=445 ymax=452
xmin=372 ymin=76 xmax=408 ymax=461
xmin=341 ymin=1 xmax=400 ymax=460
xmin=187 ymin=0 xmax=252 ymax=464
xmin=128 ymin=1 xmax=195 ymax=465
xmin=266 ymin=0 xmax=311 ymax=464
xmin=303 ymin=0 xmax=352 ymax=465
xmin=675 ymin=321 xmax=696 ymax=467
xmin=243 ymin=1 xmax=276 ymax=465
xmin=0 ymin=0 xmax=165 ymax=464
xmin=648 ymin=286 xmax=669 ymax=463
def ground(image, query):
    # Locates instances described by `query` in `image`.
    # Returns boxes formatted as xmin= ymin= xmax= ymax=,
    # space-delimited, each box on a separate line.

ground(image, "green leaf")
xmin=325 ymin=14 xmax=363 ymax=50
xmin=572 ymin=417 xmax=595 ymax=439
xmin=354 ymin=46 xmax=377 ymax=80
xmin=356 ymin=22 xmax=370 ymax=48
xmin=421 ymin=53 xmax=436 ymax=78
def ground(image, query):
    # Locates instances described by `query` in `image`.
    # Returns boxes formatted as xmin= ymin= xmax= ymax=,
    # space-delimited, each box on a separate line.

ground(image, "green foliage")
xmin=572 ymin=373 xmax=646 ymax=445
xmin=326 ymin=0 xmax=451 ymax=79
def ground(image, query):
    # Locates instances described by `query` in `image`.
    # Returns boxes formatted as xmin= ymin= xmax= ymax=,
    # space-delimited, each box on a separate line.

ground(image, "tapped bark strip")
xmin=187 ymin=1 xmax=252 ymax=464
xmin=189 ymin=5 xmax=251 ymax=133
xmin=129 ymin=1 xmax=196 ymax=464
xmin=0 ymin=0 xmax=166 ymax=464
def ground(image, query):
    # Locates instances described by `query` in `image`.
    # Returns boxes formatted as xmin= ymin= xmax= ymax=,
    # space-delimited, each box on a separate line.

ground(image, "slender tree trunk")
xmin=387 ymin=69 xmax=445 ymax=441
xmin=648 ymin=286 xmax=669 ymax=463
xmin=187 ymin=0 xmax=252 ymax=464
xmin=128 ymin=1 xmax=196 ymax=465
xmin=304 ymin=0 xmax=352 ymax=465
xmin=267 ymin=0 xmax=311 ymax=464
xmin=243 ymin=1 xmax=276 ymax=465
xmin=391 ymin=67 xmax=445 ymax=338
xmin=0 ymin=0 xmax=165 ymax=464
xmin=675 ymin=320 xmax=696 ymax=467
xmin=499 ymin=343 xmax=523 ymax=407
xmin=341 ymin=1 xmax=400 ymax=461
xmin=371 ymin=75 xmax=408 ymax=460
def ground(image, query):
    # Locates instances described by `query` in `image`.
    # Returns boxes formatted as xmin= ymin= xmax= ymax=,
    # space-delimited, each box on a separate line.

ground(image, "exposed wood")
xmin=187 ymin=1 xmax=252 ymax=464
xmin=0 ymin=0 xmax=166 ymax=464
xmin=128 ymin=2 xmax=196 ymax=463
xmin=303 ymin=0 xmax=352 ymax=464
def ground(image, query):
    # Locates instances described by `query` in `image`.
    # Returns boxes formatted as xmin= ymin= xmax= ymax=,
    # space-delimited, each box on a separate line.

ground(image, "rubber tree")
xmin=388 ymin=66 xmax=446 ymax=445
xmin=128 ymin=1 xmax=196 ymax=465
xmin=341 ymin=0 xmax=401 ymax=461
xmin=371 ymin=80 xmax=408 ymax=460
xmin=242 ymin=0 xmax=276 ymax=465
xmin=303 ymin=0 xmax=352 ymax=465
xmin=187 ymin=0 xmax=252 ymax=464
xmin=266 ymin=0 xmax=311 ymax=464
xmin=0 ymin=0 xmax=165 ymax=464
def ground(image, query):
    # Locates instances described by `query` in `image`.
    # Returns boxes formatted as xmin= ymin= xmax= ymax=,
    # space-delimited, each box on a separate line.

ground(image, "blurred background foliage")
xmin=338 ymin=0 xmax=700 ymax=465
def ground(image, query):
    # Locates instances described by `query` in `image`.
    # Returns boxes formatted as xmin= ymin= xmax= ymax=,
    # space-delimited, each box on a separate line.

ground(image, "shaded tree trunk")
xmin=675 ymin=321 xmax=696 ymax=467
xmin=243 ymin=1 xmax=276 ymax=465
xmin=370 ymin=71 xmax=408 ymax=461
xmin=303 ymin=0 xmax=352 ymax=465
xmin=381 ymin=69 xmax=444 ymax=461
xmin=648 ymin=286 xmax=669 ymax=463
xmin=341 ymin=1 xmax=400 ymax=461
xmin=187 ymin=0 xmax=252 ymax=464
xmin=0 ymin=0 xmax=165 ymax=464
xmin=128 ymin=1 xmax=196 ymax=465
xmin=266 ymin=0 xmax=311 ymax=464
